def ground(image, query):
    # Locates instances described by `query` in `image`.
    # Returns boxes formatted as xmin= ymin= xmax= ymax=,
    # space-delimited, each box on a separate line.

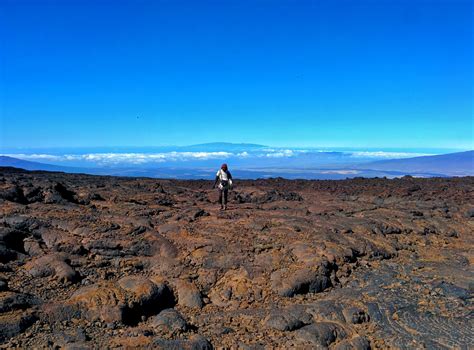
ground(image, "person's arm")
xmin=213 ymin=175 xmax=219 ymax=188
xmin=227 ymin=171 xmax=232 ymax=179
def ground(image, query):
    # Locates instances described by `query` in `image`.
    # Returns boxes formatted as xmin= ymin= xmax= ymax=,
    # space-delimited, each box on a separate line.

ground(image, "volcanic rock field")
xmin=0 ymin=167 xmax=472 ymax=349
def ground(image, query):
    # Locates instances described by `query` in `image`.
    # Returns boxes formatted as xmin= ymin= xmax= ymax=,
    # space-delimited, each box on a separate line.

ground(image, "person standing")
xmin=213 ymin=163 xmax=233 ymax=210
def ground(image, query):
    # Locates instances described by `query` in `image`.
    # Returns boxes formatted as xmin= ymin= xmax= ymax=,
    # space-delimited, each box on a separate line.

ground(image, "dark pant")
xmin=219 ymin=188 xmax=228 ymax=206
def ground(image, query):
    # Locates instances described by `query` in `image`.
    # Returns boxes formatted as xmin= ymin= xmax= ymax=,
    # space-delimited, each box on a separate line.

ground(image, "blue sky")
xmin=0 ymin=0 xmax=472 ymax=150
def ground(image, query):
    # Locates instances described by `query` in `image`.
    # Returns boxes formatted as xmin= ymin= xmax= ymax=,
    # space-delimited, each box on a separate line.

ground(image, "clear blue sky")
xmin=0 ymin=0 xmax=472 ymax=149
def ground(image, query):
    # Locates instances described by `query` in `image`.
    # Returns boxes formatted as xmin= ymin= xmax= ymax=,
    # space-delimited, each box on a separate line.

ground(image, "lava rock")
xmin=150 ymin=308 xmax=189 ymax=332
xmin=264 ymin=307 xmax=312 ymax=331
xmin=333 ymin=336 xmax=371 ymax=350
xmin=342 ymin=307 xmax=370 ymax=324
xmin=0 ymin=278 xmax=7 ymax=291
xmin=24 ymin=254 xmax=78 ymax=283
xmin=69 ymin=277 xmax=174 ymax=325
xmin=0 ymin=291 xmax=40 ymax=312
xmin=0 ymin=310 xmax=37 ymax=342
xmin=152 ymin=334 xmax=213 ymax=349
xmin=271 ymin=267 xmax=331 ymax=297
xmin=175 ymin=279 xmax=203 ymax=309
xmin=294 ymin=322 xmax=347 ymax=346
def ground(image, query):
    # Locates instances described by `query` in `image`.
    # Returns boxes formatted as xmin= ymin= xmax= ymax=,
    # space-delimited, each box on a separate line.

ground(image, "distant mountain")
xmin=357 ymin=151 xmax=474 ymax=176
xmin=0 ymin=156 xmax=86 ymax=173
xmin=180 ymin=142 xmax=267 ymax=152
xmin=0 ymin=156 xmax=67 ymax=171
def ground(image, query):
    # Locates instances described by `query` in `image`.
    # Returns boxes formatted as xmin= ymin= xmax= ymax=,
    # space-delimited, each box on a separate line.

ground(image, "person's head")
xmin=221 ymin=163 xmax=228 ymax=171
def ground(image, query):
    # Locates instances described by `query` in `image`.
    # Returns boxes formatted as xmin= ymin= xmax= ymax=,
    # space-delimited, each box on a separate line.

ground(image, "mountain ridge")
xmin=357 ymin=150 xmax=473 ymax=176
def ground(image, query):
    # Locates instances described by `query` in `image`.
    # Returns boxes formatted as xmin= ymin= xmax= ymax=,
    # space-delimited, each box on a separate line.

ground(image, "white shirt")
xmin=216 ymin=169 xmax=229 ymax=181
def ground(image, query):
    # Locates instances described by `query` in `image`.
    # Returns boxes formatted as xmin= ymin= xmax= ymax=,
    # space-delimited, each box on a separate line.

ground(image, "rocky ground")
xmin=0 ymin=167 xmax=473 ymax=349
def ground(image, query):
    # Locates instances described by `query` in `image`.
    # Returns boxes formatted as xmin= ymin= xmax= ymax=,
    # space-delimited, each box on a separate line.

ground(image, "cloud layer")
xmin=2 ymin=148 xmax=432 ymax=166
xmin=349 ymin=151 xmax=429 ymax=158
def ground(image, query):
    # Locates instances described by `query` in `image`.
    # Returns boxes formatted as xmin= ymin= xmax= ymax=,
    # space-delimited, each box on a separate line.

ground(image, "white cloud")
xmin=80 ymin=151 xmax=234 ymax=164
xmin=349 ymin=151 xmax=431 ymax=159
xmin=175 ymin=151 xmax=232 ymax=159
xmin=3 ymin=152 xmax=234 ymax=164
xmin=3 ymin=149 xmax=311 ymax=163
xmin=262 ymin=149 xmax=310 ymax=158
xmin=265 ymin=149 xmax=295 ymax=158
xmin=2 ymin=149 xmax=434 ymax=166
xmin=319 ymin=170 xmax=360 ymax=174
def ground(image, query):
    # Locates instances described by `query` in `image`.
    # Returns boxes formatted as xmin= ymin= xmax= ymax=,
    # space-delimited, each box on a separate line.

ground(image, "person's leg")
xmin=219 ymin=189 xmax=223 ymax=208
xmin=223 ymin=189 xmax=228 ymax=209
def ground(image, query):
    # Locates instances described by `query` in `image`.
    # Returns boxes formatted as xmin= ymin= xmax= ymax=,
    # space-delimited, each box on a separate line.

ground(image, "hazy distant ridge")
xmin=0 ymin=156 xmax=84 ymax=173
xmin=357 ymin=151 xmax=473 ymax=176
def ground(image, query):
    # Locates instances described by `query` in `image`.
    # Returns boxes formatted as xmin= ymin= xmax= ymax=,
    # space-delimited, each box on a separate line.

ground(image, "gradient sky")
xmin=0 ymin=0 xmax=472 ymax=149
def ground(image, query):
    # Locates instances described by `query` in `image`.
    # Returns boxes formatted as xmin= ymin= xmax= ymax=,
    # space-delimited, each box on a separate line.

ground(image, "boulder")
xmin=150 ymin=308 xmax=188 ymax=332
xmin=68 ymin=276 xmax=174 ymax=325
xmin=208 ymin=268 xmax=265 ymax=307
xmin=306 ymin=300 xmax=345 ymax=322
xmin=0 ymin=291 xmax=40 ymax=313
xmin=294 ymin=322 xmax=347 ymax=347
xmin=43 ymin=183 xmax=79 ymax=204
xmin=264 ymin=306 xmax=312 ymax=331
xmin=290 ymin=243 xmax=325 ymax=266
xmin=0 ymin=310 xmax=37 ymax=342
xmin=38 ymin=227 xmax=81 ymax=253
xmin=270 ymin=267 xmax=331 ymax=297
xmin=23 ymin=239 xmax=44 ymax=256
xmin=24 ymin=254 xmax=78 ymax=283
xmin=333 ymin=336 xmax=371 ymax=350
xmin=0 ymin=185 xmax=28 ymax=204
xmin=175 ymin=279 xmax=203 ymax=309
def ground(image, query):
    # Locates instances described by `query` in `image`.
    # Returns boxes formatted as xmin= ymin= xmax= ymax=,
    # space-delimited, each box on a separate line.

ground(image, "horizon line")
xmin=0 ymin=143 xmax=472 ymax=152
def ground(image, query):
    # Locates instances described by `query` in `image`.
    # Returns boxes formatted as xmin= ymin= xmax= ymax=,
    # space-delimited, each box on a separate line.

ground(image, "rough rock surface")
xmin=0 ymin=167 xmax=473 ymax=348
